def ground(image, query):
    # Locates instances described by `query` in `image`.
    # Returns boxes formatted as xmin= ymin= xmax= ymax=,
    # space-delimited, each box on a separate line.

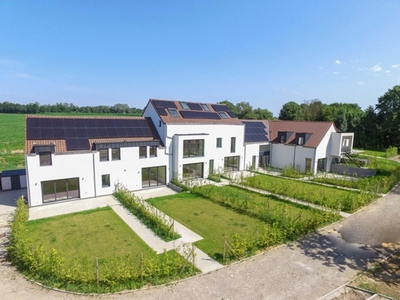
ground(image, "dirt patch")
xmin=351 ymin=250 xmax=400 ymax=299
xmin=332 ymin=288 xmax=371 ymax=300
xmin=10 ymin=149 xmax=24 ymax=154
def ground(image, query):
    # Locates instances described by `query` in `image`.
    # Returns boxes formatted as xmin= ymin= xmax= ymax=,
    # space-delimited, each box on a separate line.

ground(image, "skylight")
xmin=180 ymin=102 xmax=189 ymax=109
xmin=201 ymin=104 xmax=210 ymax=111
xmin=219 ymin=111 xmax=228 ymax=119
xmin=169 ymin=108 xmax=179 ymax=117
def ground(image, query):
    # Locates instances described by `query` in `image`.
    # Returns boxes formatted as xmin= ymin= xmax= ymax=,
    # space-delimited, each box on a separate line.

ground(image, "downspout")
xmin=92 ymin=152 xmax=97 ymax=197
xmin=313 ymin=147 xmax=317 ymax=175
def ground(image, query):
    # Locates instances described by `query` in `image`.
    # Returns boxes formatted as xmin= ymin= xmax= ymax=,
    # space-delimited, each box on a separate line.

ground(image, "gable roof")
xmin=267 ymin=120 xmax=334 ymax=148
xmin=147 ymin=99 xmax=243 ymax=125
xmin=25 ymin=115 xmax=163 ymax=154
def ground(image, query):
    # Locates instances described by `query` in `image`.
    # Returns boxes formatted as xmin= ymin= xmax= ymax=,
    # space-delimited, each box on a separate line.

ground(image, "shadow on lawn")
xmin=290 ymin=231 xmax=395 ymax=274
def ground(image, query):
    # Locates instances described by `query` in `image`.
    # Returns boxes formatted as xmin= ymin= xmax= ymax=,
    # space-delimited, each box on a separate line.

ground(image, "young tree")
xmin=376 ymin=85 xmax=400 ymax=148
xmin=278 ymin=101 xmax=302 ymax=120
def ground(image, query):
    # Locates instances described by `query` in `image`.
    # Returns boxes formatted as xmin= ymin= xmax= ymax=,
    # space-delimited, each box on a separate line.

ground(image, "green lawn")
xmin=148 ymin=193 xmax=267 ymax=261
xmin=26 ymin=206 xmax=156 ymax=266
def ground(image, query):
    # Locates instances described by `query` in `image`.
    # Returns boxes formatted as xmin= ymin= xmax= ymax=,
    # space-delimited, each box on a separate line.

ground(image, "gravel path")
xmin=1 ymin=183 xmax=399 ymax=299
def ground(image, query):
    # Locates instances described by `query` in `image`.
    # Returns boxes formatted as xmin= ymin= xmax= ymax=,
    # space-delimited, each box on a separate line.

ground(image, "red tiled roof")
xmin=267 ymin=120 xmax=334 ymax=148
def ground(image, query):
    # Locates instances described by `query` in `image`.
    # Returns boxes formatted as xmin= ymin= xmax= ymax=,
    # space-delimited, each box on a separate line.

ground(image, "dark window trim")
xmin=168 ymin=108 xmax=179 ymax=117
xmin=183 ymin=139 xmax=204 ymax=158
xmin=39 ymin=152 xmax=52 ymax=166
xmin=230 ymin=137 xmax=236 ymax=153
xmin=112 ymin=148 xmax=121 ymax=160
xmin=150 ymin=146 xmax=157 ymax=157
xmin=216 ymin=137 xmax=222 ymax=148
xmin=102 ymin=174 xmax=110 ymax=187
xmin=99 ymin=148 xmax=109 ymax=161
xmin=139 ymin=146 xmax=147 ymax=158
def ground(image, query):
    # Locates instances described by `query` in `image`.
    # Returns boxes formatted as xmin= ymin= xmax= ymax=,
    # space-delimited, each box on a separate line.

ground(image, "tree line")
xmin=221 ymin=85 xmax=400 ymax=151
xmin=0 ymin=101 xmax=142 ymax=115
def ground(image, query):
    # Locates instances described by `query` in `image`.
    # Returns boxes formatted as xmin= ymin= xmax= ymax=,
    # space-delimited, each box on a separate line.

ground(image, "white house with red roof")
xmin=24 ymin=99 xmax=354 ymax=206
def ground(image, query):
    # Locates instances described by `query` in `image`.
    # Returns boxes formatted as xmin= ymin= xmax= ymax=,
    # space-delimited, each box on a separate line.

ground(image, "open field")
xmin=0 ymin=112 xmax=141 ymax=171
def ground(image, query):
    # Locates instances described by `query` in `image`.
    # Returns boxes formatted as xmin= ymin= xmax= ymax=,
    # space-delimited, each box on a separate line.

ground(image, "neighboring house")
xmin=243 ymin=120 xmax=354 ymax=174
xmin=25 ymin=99 xmax=354 ymax=207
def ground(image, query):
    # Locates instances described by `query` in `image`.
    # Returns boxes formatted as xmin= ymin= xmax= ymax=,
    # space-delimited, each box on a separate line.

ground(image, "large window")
xmin=42 ymin=178 xmax=79 ymax=203
xmin=209 ymin=159 xmax=214 ymax=175
xmin=99 ymin=149 xmax=109 ymax=161
xmin=39 ymin=152 xmax=52 ymax=166
xmin=216 ymin=138 xmax=222 ymax=148
xmin=230 ymin=137 xmax=236 ymax=153
xmin=224 ymin=156 xmax=239 ymax=171
xmin=142 ymin=166 xmax=166 ymax=187
xmin=102 ymin=174 xmax=110 ymax=187
xmin=183 ymin=163 xmax=203 ymax=179
xmin=183 ymin=139 xmax=204 ymax=158
xmin=139 ymin=146 xmax=147 ymax=158
xmin=150 ymin=146 xmax=157 ymax=157
xmin=112 ymin=148 xmax=120 ymax=160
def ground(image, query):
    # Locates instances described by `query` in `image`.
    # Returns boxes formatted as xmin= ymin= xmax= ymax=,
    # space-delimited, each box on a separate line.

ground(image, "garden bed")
xmin=243 ymin=174 xmax=376 ymax=213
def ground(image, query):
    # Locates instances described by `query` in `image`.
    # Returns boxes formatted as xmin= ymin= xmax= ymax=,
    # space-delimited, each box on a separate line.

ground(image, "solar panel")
xmin=243 ymin=121 xmax=268 ymax=142
xmin=66 ymin=139 xmax=90 ymax=151
xmin=187 ymin=103 xmax=202 ymax=110
xmin=152 ymin=100 xmax=177 ymax=109
xmin=180 ymin=110 xmax=221 ymax=119
xmin=157 ymin=107 xmax=168 ymax=116
xmin=211 ymin=104 xmax=237 ymax=118
xmin=41 ymin=128 xmax=54 ymax=139
xmin=53 ymin=128 xmax=65 ymax=139
xmin=26 ymin=127 xmax=42 ymax=139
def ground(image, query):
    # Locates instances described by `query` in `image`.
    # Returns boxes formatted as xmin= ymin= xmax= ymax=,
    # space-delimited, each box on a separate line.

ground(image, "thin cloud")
xmin=392 ymin=64 xmax=400 ymax=69
xmin=358 ymin=81 xmax=365 ymax=85
xmin=8 ymin=72 xmax=37 ymax=79
xmin=335 ymin=60 xmax=343 ymax=65
xmin=385 ymin=70 xmax=391 ymax=74
xmin=332 ymin=71 xmax=339 ymax=75
xmin=371 ymin=64 xmax=383 ymax=72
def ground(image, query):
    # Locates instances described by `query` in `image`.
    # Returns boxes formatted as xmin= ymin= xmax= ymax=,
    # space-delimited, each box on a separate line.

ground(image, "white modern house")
xmin=25 ymin=99 xmax=354 ymax=207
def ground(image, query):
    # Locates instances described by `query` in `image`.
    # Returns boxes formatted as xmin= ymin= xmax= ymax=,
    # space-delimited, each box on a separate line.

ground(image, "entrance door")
xmin=11 ymin=175 xmax=21 ymax=190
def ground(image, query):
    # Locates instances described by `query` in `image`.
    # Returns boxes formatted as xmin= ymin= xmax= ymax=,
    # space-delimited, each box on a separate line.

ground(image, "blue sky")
xmin=1 ymin=0 xmax=400 ymax=116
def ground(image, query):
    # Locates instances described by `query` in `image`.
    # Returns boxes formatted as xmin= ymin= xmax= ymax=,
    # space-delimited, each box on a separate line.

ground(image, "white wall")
xmin=315 ymin=124 xmax=336 ymax=172
xmin=244 ymin=143 xmax=267 ymax=169
xmin=93 ymin=146 xmax=169 ymax=196
xmin=293 ymin=146 xmax=316 ymax=172
xmin=270 ymin=144 xmax=295 ymax=169
xmin=26 ymin=152 xmax=95 ymax=207
xmin=167 ymin=123 xmax=245 ymax=180
xmin=1 ymin=177 xmax=11 ymax=190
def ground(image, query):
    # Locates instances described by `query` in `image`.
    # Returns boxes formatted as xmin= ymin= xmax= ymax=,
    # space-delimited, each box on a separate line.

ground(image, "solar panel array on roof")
xmin=243 ymin=121 xmax=268 ymax=142
xmin=187 ymin=102 xmax=203 ymax=110
xmin=152 ymin=100 xmax=177 ymax=109
xmin=211 ymin=104 xmax=238 ymax=118
xmin=26 ymin=118 xmax=154 ymax=151
xmin=180 ymin=110 xmax=221 ymax=119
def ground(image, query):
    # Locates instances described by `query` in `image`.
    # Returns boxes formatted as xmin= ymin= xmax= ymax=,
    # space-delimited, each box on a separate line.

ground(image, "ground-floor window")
xmin=183 ymin=163 xmax=203 ymax=179
xmin=224 ymin=156 xmax=240 ymax=171
xmin=305 ymin=158 xmax=312 ymax=173
xmin=102 ymin=174 xmax=110 ymax=187
xmin=209 ymin=159 xmax=214 ymax=175
xmin=142 ymin=166 xmax=166 ymax=187
xmin=42 ymin=177 xmax=80 ymax=203
xmin=317 ymin=158 xmax=326 ymax=172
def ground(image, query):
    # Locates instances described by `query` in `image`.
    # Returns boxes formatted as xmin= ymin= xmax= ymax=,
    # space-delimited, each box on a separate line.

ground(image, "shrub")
xmin=385 ymin=146 xmax=398 ymax=158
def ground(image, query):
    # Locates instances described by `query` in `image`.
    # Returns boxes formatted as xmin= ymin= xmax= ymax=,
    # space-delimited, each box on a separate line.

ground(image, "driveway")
xmin=0 ymin=185 xmax=399 ymax=299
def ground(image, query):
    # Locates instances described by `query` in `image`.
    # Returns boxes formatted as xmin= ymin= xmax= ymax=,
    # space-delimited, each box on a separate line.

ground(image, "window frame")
xmin=139 ymin=146 xmax=147 ymax=158
xmin=230 ymin=137 xmax=236 ymax=153
xmin=39 ymin=152 xmax=52 ymax=166
xmin=216 ymin=137 xmax=222 ymax=148
xmin=149 ymin=146 xmax=157 ymax=157
xmin=180 ymin=102 xmax=189 ymax=109
xmin=111 ymin=148 xmax=121 ymax=160
xmin=201 ymin=104 xmax=210 ymax=111
xmin=99 ymin=148 xmax=109 ymax=162
xmin=183 ymin=139 xmax=204 ymax=158
xmin=102 ymin=174 xmax=110 ymax=187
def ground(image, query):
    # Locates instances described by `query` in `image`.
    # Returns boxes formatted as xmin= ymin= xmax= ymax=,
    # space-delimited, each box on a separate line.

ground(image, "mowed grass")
xmin=25 ymin=206 xmax=156 ymax=266
xmin=0 ymin=114 xmax=26 ymax=171
xmin=148 ymin=193 xmax=266 ymax=261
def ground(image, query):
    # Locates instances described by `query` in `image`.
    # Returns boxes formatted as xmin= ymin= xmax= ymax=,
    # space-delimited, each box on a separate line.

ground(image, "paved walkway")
xmin=28 ymin=187 xmax=223 ymax=274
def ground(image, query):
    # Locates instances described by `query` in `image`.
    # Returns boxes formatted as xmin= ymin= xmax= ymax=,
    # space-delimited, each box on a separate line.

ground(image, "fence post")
xmin=223 ymin=235 xmax=226 ymax=264
xmin=192 ymin=243 xmax=195 ymax=269
xmin=140 ymin=252 xmax=143 ymax=279
xmin=96 ymin=257 xmax=99 ymax=287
